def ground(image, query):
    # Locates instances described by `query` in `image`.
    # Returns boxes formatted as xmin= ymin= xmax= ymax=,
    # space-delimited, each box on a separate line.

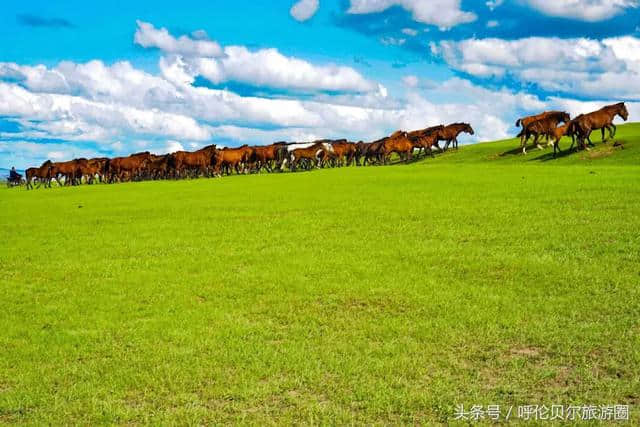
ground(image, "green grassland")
xmin=1 ymin=124 xmax=639 ymax=424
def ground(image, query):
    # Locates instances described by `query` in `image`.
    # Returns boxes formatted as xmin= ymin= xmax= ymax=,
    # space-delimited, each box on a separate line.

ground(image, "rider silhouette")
xmin=9 ymin=167 xmax=21 ymax=181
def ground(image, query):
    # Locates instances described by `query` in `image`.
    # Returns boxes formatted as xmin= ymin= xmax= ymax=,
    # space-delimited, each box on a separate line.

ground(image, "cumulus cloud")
xmin=432 ymin=36 xmax=640 ymax=99
xmin=134 ymin=21 xmax=223 ymax=57
xmin=165 ymin=140 xmax=185 ymax=153
xmin=347 ymin=0 xmax=476 ymax=30
xmin=523 ymin=0 xmax=637 ymax=22
xmin=290 ymin=0 xmax=320 ymax=21
xmin=135 ymin=23 xmax=378 ymax=94
xmin=0 ymin=81 xmax=212 ymax=142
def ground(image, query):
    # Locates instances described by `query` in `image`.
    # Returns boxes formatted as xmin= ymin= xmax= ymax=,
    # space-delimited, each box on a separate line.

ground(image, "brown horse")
xmin=548 ymin=122 xmax=579 ymax=157
xmin=357 ymin=138 xmax=387 ymax=166
xmin=381 ymin=131 xmax=413 ymax=163
xmin=252 ymin=144 xmax=281 ymax=172
xmin=407 ymin=125 xmax=445 ymax=157
xmin=107 ymin=152 xmax=152 ymax=182
xmin=26 ymin=160 xmax=53 ymax=189
xmin=49 ymin=159 xmax=84 ymax=186
xmin=519 ymin=112 xmax=570 ymax=154
xmin=146 ymin=154 xmax=171 ymax=180
xmin=290 ymin=142 xmax=330 ymax=171
xmin=216 ymin=145 xmax=253 ymax=175
xmin=169 ymin=145 xmax=217 ymax=178
xmin=516 ymin=111 xmax=563 ymax=129
xmin=86 ymin=157 xmax=109 ymax=183
xmin=439 ymin=123 xmax=474 ymax=150
xmin=568 ymin=102 xmax=629 ymax=150
xmin=321 ymin=140 xmax=355 ymax=167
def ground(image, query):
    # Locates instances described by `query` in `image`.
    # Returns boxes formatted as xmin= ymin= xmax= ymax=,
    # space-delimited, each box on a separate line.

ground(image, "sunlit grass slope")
xmin=0 ymin=123 xmax=639 ymax=424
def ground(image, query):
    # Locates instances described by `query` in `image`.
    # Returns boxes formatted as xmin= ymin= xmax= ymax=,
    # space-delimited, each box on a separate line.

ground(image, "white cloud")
xmin=134 ymin=24 xmax=377 ymax=94
xmin=433 ymin=36 xmax=640 ymax=99
xmin=402 ymin=28 xmax=418 ymax=36
xmin=347 ymin=0 xmax=476 ymax=30
xmin=523 ymin=0 xmax=637 ymax=22
xmin=402 ymin=75 xmax=419 ymax=87
xmin=0 ymin=141 xmax=105 ymax=169
xmin=486 ymin=0 xmax=504 ymax=10
xmin=192 ymin=46 xmax=377 ymax=92
xmin=486 ymin=20 xmax=499 ymax=28
xmin=134 ymin=21 xmax=223 ymax=57
xmin=0 ymin=81 xmax=212 ymax=142
xmin=290 ymin=0 xmax=320 ymax=21
xmin=380 ymin=36 xmax=406 ymax=46
xmin=165 ymin=140 xmax=185 ymax=153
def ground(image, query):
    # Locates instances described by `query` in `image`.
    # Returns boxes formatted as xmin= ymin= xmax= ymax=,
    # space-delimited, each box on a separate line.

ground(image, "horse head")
xmin=464 ymin=123 xmax=475 ymax=135
xmin=618 ymin=103 xmax=629 ymax=121
xmin=389 ymin=130 xmax=407 ymax=139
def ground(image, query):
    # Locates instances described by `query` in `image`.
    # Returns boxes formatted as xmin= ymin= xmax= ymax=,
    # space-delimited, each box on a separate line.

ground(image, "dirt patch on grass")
xmin=579 ymin=143 xmax=624 ymax=160
xmin=508 ymin=346 xmax=542 ymax=358
xmin=546 ymin=366 xmax=574 ymax=389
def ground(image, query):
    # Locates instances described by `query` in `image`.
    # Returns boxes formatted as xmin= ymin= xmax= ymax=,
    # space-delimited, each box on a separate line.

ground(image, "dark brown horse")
xmin=407 ymin=125 xmax=445 ymax=157
xmin=568 ymin=102 xmax=629 ymax=150
xmin=519 ymin=112 xmax=570 ymax=154
xmin=107 ymin=152 xmax=152 ymax=182
xmin=357 ymin=138 xmax=387 ymax=166
xmin=86 ymin=157 xmax=109 ymax=183
xmin=49 ymin=159 xmax=84 ymax=186
xmin=439 ymin=123 xmax=474 ymax=150
xmin=146 ymin=154 xmax=171 ymax=180
xmin=25 ymin=160 xmax=53 ymax=189
xmin=516 ymin=111 xmax=562 ymax=129
xmin=169 ymin=145 xmax=217 ymax=178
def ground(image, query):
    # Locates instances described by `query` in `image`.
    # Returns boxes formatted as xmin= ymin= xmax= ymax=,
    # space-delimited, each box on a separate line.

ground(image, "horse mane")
xmin=416 ymin=125 xmax=444 ymax=134
xmin=197 ymin=144 xmax=217 ymax=151
xmin=371 ymin=136 xmax=388 ymax=144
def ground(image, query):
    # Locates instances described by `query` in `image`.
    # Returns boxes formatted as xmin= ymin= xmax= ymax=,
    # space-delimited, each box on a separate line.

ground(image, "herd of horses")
xmin=22 ymin=123 xmax=474 ymax=189
xmin=515 ymin=102 xmax=629 ymax=155
xmin=16 ymin=101 xmax=629 ymax=189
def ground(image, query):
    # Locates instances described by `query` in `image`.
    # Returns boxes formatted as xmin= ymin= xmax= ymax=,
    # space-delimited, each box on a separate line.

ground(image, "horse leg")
xmin=610 ymin=123 xmax=617 ymax=139
xmin=534 ymin=134 xmax=543 ymax=150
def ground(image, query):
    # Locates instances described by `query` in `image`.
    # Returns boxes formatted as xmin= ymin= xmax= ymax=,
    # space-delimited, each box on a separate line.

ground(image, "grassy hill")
xmin=1 ymin=124 xmax=639 ymax=424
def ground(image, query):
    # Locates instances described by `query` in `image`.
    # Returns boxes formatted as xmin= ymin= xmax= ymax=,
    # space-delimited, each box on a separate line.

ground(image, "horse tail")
xmin=515 ymin=118 xmax=522 ymax=127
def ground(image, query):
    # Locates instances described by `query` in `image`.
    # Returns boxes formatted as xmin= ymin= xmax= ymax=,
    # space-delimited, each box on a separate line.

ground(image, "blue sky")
xmin=2 ymin=0 xmax=640 ymax=168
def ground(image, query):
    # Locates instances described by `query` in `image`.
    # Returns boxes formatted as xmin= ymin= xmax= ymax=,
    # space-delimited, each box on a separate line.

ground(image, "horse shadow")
xmin=498 ymin=146 xmax=525 ymax=157
xmin=529 ymin=148 xmax=576 ymax=162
